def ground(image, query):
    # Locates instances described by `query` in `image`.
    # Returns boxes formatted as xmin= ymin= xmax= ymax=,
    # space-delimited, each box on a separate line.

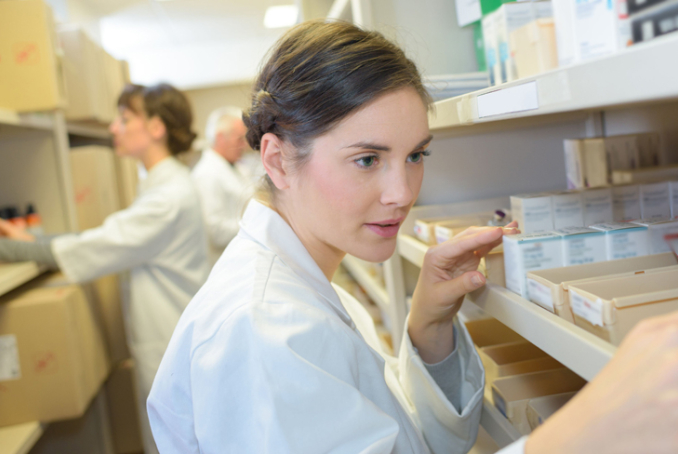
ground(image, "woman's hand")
xmin=0 ymin=219 xmax=35 ymax=242
xmin=408 ymin=221 xmax=519 ymax=363
xmin=526 ymin=311 xmax=678 ymax=454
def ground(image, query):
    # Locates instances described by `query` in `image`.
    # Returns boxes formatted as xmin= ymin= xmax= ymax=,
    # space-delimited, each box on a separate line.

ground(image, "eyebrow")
xmin=343 ymin=134 xmax=433 ymax=153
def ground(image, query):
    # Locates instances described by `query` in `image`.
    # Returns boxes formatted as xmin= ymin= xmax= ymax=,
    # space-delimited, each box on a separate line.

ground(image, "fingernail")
xmin=472 ymin=275 xmax=485 ymax=287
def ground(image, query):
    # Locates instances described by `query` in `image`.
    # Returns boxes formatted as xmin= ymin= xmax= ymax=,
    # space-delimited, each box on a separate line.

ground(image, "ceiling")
xmin=87 ymin=0 xmax=301 ymax=89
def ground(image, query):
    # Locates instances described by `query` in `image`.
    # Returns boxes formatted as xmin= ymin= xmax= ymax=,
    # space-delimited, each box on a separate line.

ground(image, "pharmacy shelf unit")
xmin=480 ymin=399 xmax=521 ymax=449
xmin=429 ymin=33 xmax=678 ymax=132
xmin=0 ymin=262 xmax=46 ymax=298
xmin=342 ymin=255 xmax=389 ymax=312
xmin=0 ymin=422 xmax=46 ymax=454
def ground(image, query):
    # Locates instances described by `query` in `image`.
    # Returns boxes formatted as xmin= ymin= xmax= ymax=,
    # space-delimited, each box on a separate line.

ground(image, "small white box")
xmin=582 ymin=187 xmax=614 ymax=226
xmin=590 ymin=222 xmax=649 ymax=260
xmin=640 ymin=181 xmax=671 ymax=220
xmin=511 ymin=193 xmax=554 ymax=233
xmin=613 ymin=165 xmax=678 ymax=185
xmin=503 ymin=232 xmax=563 ymax=298
xmin=671 ymin=181 xmax=678 ymax=219
xmin=551 ymin=192 xmax=584 ymax=229
xmin=555 ymin=227 xmax=607 ymax=266
xmin=630 ymin=219 xmax=678 ymax=254
xmin=483 ymin=12 xmax=501 ymax=86
xmin=612 ymin=184 xmax=641 ymax=221
xmin=552 ymin=0 xmax=579 ymax=66
xmin=575 ymin=0 xmax=630 ymax=62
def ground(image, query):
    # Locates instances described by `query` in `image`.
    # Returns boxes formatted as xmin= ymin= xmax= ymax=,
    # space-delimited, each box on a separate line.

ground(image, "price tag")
xmin=570 ymin=291 xmax=604 ymax=326
xmin=527 ymin=279 xmax=555 ymax=312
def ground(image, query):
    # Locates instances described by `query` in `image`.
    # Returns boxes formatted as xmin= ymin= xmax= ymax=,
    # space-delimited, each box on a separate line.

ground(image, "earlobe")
xmin=260 ymin=133 xmax=290 ymax=190
xmin=148 ymin=116 xmax=167 ymax=141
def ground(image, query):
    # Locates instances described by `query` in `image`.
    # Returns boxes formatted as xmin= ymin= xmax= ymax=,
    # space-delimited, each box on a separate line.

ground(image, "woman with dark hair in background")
xmin=0 ymin=83 xmax=210 ymax=454
xmin=149 ymin=21 xmax=678 ymax=454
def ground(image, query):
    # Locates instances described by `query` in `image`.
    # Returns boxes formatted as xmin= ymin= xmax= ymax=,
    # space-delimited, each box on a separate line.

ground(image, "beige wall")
xmin=185 ymin=81 xmax=254 ymax=145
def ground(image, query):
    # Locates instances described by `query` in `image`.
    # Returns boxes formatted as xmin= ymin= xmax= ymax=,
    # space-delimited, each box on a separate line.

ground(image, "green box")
xmin=473 ymin=21 xmax=487 ymax=72
xmin=480 ymin=0 xmax=516 ymax=16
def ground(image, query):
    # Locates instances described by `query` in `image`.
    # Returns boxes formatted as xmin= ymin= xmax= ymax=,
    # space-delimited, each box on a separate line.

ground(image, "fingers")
xmin=437 ymin=226 xmax=504 ymax=261
xmin=437 ymin=270 xmax=487 ymax=302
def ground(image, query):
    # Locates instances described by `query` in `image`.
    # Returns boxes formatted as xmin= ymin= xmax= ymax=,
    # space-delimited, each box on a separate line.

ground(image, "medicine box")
xmin=603 ymin=135 xmax=641 ymax=173
xmin=563 ymin=139 xmax=608 ymax=189
xmin=613 ymin=165 xmax=678 ymax=184
xmin=483 ymin=11 xmax=502 ymax=86
xmin=612 ymin=184 xmax=641 ymax=221
xmin=590 ymin=222 xmax=649 ymax=260
xmin=628 ymin=0 xmax=669 ymax=14
xmin=556 ymin=227 xmax=607 ymax=266
xmin=0 ymin=278 xmax=110 ymax=426
xmin=551 ymin=192 xmax=584 ymax=229
xmin=575 ymin=0 xmax=631 ymax=61
xmin=582 ymin=187 xmax=614 ymax=226
xmin=632 ymin=0 xmax=678 ymax=43
xmin=492 ymin=369 xmax=586 ymax=435
xmin=510 ymin=18 xmax=558 ymax=79
xmin=526 ymin=252 xmax=678 ymax=322
xmin=569 ymin=268 xmax=678 ymax=345
xmin=527 ymin=392 xmax=576 ymax=430
xmin=503 ymin=232 xmax=563 ymax=298
xmin=464 ymin=318 xmax=525 ymax=348
xmin=640 ymin=181 xmax=671 ymax=220
xmin=511 ymin=194 xmax=554 ymax=233
xmin=552 ymin=0 xmax=579 ymax=66
xmin=482 ymin=247 xmax=506 ymax=286
xmin=413 ymin=217 xmax=453 ymax=244
xmin=630 ymin=218 xmax=678 ymax=254
xmin=480 ymin=341 xmax=563 ymax=391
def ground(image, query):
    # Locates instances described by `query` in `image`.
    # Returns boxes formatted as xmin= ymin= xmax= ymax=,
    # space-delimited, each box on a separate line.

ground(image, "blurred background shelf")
xmin=0 ymin=262 xmax=46 ymax=297
xmin=0 ymin=422 xmax=46 ymax=454
xmin=342 ymin=255 xmax=389 ymax=314
xmin=480 ymin=398 xmax=522 ymax=449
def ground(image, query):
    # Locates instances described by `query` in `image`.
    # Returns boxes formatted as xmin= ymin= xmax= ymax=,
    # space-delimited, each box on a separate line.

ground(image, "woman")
xmin=148 ymin=21 xmax=678 ymax=454
xmin=0 ymin=83 xmax=210 ymax=454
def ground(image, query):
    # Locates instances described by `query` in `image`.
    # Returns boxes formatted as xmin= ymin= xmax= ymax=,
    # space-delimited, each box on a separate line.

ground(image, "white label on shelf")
xmin=477 ymin=81 xmax=539 ymax=118
xmin=0 ymin=334 xmax=21 ymax=382
xmin=527 ymin=278 xmax=555 ymax=312
xmin=570 ymin=291 xmax=604 ymax=326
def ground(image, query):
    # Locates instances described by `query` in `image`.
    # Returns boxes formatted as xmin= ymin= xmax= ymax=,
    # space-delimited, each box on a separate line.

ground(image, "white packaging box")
xmin=612 ymin=184 xmax=641 ymax=221
xmin=555 ymin=227 xmax=607 ymax=266
xmin=671 ymin=181 xmax=678 ymax=219
xmin=575 ymin=0 xmax=631 ymax=62
xmin=640 ymin=181 xmax=671 ymax=220
xmin=496 ymin=1 xmax=553 ymax=84
xmin=483 ymin=11 xmax=501 ymax=86
xmin=630 ymin=218 xmax=678 ymax=254
xmin=503 ymin=232 xmax=563 ymax=298
xmin=563 ymin=139 xmax=608 ymax=189
xmin=552 ymin=0 xmax=579 ymax=66
xmin=582 ymin=187 xmax=614 ymax=226
xmin=511 ymin=193 xmax=554 ymax=233
xmin=551 ymin=192 xmax=584 ymax=229
xmin=590 ymin=222 xmax=649 ymax=260
xmin=613 ymin=165 xmax=678 ymax=184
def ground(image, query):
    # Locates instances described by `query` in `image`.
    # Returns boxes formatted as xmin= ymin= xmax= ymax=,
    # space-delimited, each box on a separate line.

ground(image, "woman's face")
xmin=109 ymin=107 xmax=154 ymax=158
xmin=285 ymin=87 xmax=430 ymax=263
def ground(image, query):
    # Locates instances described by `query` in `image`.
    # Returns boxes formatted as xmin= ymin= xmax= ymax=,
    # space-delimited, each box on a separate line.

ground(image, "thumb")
xmin=438 ymin=270 xmax=486 ymax=302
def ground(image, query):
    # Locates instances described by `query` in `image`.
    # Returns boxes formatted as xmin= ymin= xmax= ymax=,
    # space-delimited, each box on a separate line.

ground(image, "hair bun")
xmin=243 ymin=90 xmax=278 ymax=150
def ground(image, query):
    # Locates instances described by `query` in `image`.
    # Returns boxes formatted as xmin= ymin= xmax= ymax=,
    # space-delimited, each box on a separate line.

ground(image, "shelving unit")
xmin=342 ymin=255 xmax=389 ymax=312
xmin=0 ymin=422 xmax=46 ymax=454
xmin=0 ymin=262 xmax=46 ymax=297
xmin=480 ymin=399 xmax=522 ymax=449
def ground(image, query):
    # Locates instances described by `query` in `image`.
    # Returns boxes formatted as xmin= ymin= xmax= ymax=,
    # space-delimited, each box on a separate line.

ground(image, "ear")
xmin=147 ymin=116 xmax=167 ymax=142
xmin=260 ymin=132 xmax=290 ymax=190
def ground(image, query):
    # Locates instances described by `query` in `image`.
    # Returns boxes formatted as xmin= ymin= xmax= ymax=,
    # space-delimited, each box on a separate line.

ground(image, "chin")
xmin=346 ymin=239 xmax=397 ymax=263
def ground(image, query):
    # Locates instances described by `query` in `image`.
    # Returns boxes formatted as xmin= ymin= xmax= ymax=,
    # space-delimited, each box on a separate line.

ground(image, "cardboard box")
xmin=105 ymin=359 xmax=144 ymax=454
xmin=636 ymin=133 xmax=662 ymax=167
xmin=464 ymin=318 xmax=525 ymax=348
xmin=28 ymin=390 xmax=115 ymax=454
xmin=564 ymin=139 xmax=608 ymax=189
xmin=70 ymin=146 xmax=121 ymax=230
xmin=527 ymin=392 xmax=576 ymax=430
xmin=575 ymin=0 xmax=631 ymax=61
xmin=640 ymin=181 xmax=671 ymax=220
xmin=492 ymin=368 xmax=586 ymax=435
xmin=503 ymin=232 xmax=563 ymax=298
xmin=0 ymin=280 xmax=110 ymax=426
xmin=511 ymin=18 xmax=558 ymax=79
xmin=114 ymin=156 xmax=139 ymax=210
xmin=552 ymin=0 xmax=579 ymax=66
xmin=102 ymin=50 xmax=127 ymax=123
xmin=482 ymin=247 xmax=506 ymax=286
xmin=631 ymin=218 xmax=678 ymax=254
xmin=590 ymin=222 xmax=649 ymax=260
xmin=511 ymin=193 xmax=554 ymax=233
xmin=0 ymin=0 xmax=66 ymax=111
xmin=415 ymin=213 xmax=492 ymax=245
xmin=556 ymin=227 xmax=607 ymax=266
xmin=604 ymin=135 xmax=641 ymax=173
xmin=569 ymin=268 xmax=678 ymax=345
xmin=526 ymin=252 xmax=678 ymax=322
xmin=551 ymin=192 xmax=584 ymax=229
xmin=582 ymin=187 xmax=614 ymax=226
xmin=613 ymin=165 xmax=678 ymax=184
xmin=612 ymin=184 xmax=641 ymax=221
xmin=434 ymin=214 xmax=494 ymax=244
xmin=480 ymin=341 xmax=563 ymax=388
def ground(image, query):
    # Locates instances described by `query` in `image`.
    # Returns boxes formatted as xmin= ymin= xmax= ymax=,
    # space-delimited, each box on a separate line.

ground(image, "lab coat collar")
xmin=239 ymin=199 xmax=355 ymax=328
xmin=140 ymin=157 xmax=186 ymax=193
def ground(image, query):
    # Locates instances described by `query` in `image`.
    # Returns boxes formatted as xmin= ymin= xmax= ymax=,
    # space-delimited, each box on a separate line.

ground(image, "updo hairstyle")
xmin=243 ymin=20 xmax=432 ymax=199
xmin=118 ymin=83 xmax=198 ymax=156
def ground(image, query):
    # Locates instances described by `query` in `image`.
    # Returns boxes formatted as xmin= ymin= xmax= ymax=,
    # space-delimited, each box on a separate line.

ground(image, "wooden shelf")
xmin=66 ymin=122 xmax=111 ymax=139
xmin=429 ymin=33 xmax=678 ymax=132
xmin=342 ymin=255 xmax=389 ymax=313
xmin=0 ymin=422 xmax=46 ymax=454
xmin=0 ymin=109 xmax=55 ymax=132
xmin=0 ymin=262 xmax=46 ymax=297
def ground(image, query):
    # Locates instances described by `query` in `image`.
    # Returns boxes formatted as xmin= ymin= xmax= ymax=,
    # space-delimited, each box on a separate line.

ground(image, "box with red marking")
xmin=0 ymin=276 xmax=109 ymax=427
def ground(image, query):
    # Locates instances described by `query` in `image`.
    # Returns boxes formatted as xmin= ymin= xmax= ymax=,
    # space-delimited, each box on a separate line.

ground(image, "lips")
xmin=364 ymin=217 xmax=404 ymax=238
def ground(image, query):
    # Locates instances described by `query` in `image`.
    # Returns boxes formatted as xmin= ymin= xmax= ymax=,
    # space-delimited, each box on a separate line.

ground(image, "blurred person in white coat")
xmin=148 ymin=22 xmax=678 ymax=454
xmin=0 ymin=83 xmax=210 ymax=454
xmin=192 ymin=107 xmax=254 ymax=264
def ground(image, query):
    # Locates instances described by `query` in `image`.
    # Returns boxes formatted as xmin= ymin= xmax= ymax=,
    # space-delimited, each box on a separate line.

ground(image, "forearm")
xmin=0 ymin=238 xmax=59 ymax=269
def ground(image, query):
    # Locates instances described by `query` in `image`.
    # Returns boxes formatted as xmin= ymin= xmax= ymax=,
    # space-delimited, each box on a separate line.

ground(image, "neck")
xmin=141 ymin=145 xmax=172 ymax=171
xmin=212 ymin=147 xmax=236 ymax=165
xmin=275 ymin=199 xmax=345 ymax=282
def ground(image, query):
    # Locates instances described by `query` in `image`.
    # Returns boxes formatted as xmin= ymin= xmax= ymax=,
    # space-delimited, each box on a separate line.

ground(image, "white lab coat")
xmin=52 ymin=157 xmax=210 ymax=454
xmin=148 ymin=199 xmax=527 ymax=453
xmin=191 ymin=148 xmax=254 ymax=265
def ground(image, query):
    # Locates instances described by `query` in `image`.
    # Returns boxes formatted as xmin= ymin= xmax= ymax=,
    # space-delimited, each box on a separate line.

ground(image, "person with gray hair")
xmin=192 ymin=106 xmax=253 ymax=265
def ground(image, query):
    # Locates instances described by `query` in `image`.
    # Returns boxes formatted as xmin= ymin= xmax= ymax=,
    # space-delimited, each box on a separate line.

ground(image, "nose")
xmin=109 ymin=117 xmax=120 ymax=135
xmin=380 ymin=164 xmax=415 ymax=208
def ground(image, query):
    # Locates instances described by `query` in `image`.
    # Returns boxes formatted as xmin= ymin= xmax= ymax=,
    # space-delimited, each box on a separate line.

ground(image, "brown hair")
xmin=118 ymin=83 xmax=197 ymax=156
xmin=243 ymin=20 xmax=431 ymax=199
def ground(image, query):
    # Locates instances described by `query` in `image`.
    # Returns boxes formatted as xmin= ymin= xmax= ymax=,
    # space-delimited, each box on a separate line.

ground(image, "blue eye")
xmin=355 ymin=155 xmax=378 ymax=168
xmin=408 ymin=149 xmax=431 ymax=163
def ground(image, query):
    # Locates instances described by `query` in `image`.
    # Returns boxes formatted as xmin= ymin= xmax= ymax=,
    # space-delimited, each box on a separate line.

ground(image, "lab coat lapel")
xmin=140 ymin=157 xmax=184 ymax=193
xmin=239 ymin=200 xmax=354 ymax=328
